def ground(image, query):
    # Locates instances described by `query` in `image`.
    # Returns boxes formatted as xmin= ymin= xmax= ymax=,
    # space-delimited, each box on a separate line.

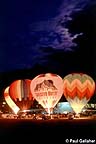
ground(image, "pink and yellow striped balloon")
xmin=63 ymin=73 xmax=95 ymax=114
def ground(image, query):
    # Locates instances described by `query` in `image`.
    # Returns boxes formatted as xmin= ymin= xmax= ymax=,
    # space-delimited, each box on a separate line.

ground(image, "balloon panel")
xmin=63 ymin=73 xmax=95 ymax=114
xmin=30 ymin=73 xmax=63 ymax=113
xmin=4 ymin=87 xmax=20 ymax=114
xmin=9 ymin=79 xmax=33 ymax=101
xmin=63 ymin=73 xmax=95 ymax=100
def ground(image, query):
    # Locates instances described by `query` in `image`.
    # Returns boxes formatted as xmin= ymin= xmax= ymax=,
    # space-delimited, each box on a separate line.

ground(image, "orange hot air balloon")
xmin=30 ymin=73 xmax=63 ymax=115
xmin=63 ymin=73 xmax=95 ymax=114
xmin=4 ymin=79 xmax=34 ymax=114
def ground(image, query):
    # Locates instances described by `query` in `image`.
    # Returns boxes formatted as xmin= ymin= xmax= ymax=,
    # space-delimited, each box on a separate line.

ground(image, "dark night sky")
xmin=0 ymin=0 xmax=96 ymax=95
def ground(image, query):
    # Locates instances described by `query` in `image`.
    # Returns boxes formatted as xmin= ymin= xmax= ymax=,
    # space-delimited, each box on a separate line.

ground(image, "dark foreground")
xmin=0 ymin=118 xmax=96 ymax=143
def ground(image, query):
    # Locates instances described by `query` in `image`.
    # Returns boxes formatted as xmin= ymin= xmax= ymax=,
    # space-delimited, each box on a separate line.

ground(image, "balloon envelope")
xmin=4 ymin=79 xmax=34 ymax=114
xmin=63 ymin=73 xmax=95 ymax=114
xmin=4 ymin=86 xmax=20 ymax=114
xmin=30 ymin=73 xmax=63 ymax=114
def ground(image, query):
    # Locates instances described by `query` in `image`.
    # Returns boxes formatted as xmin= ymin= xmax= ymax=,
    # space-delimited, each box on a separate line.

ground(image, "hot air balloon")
xmin=63 ymin=73 xmax=95 ymax=115
xmin=30 ymin=73 xmax=63 ymax=115
xmin=4 ymin=86 xmax=20 ymax=114
xmin=4 ymin=79 xmax=34 ymax=114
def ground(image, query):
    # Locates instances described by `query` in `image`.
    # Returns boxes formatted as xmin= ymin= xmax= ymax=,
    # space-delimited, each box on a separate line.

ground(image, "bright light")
xmin=63 ymin=111 xmax=68 ymax=114
xmin=67 ymin=96 xmax=89 ymax=114
xmin=23 ymin=110 xmax=27 ymax=113
xmin=3 ymin=102 xmax=6 ymax=105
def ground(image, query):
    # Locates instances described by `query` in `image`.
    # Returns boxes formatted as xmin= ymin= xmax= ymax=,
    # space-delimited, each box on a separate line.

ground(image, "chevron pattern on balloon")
xmin=63 ymin=79 xmax=95 ymax=100
xmin=63 ymin=73 xmax=95 ymax=114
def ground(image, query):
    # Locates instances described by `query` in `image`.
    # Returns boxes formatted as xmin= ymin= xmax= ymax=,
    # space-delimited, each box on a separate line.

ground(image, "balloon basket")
xmin=75 ymin=113 xmax=80 ymax=118
xmin=45 ymin=108 xmax=53 ymax=116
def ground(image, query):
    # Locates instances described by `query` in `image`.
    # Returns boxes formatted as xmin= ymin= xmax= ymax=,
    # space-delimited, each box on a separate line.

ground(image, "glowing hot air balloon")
xmin=4 ymin=86 xmax=20 ymax=114
xmin=30 ymin=73 xmax=63 ymax=115
xmin=4 ymin=79 xmax=34 ymax=114
xmin=63 ymin=73 xmax=95 ymax=114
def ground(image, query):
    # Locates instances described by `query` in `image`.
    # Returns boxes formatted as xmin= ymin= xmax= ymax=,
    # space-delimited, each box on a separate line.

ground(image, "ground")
xmin=0 ymin=117 xmax=96 ymax=142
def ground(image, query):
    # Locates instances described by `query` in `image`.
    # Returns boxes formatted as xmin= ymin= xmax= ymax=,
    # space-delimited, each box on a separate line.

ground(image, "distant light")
xmin=3 ymin=102 xmax=6 ymax=105
xmin=82 ymin=109 xmax=86 ymax=112
xmin=23 ymin=110 xmax=27 ymax=113
xmin=63 ymin=111 xmax=68 ymax=114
